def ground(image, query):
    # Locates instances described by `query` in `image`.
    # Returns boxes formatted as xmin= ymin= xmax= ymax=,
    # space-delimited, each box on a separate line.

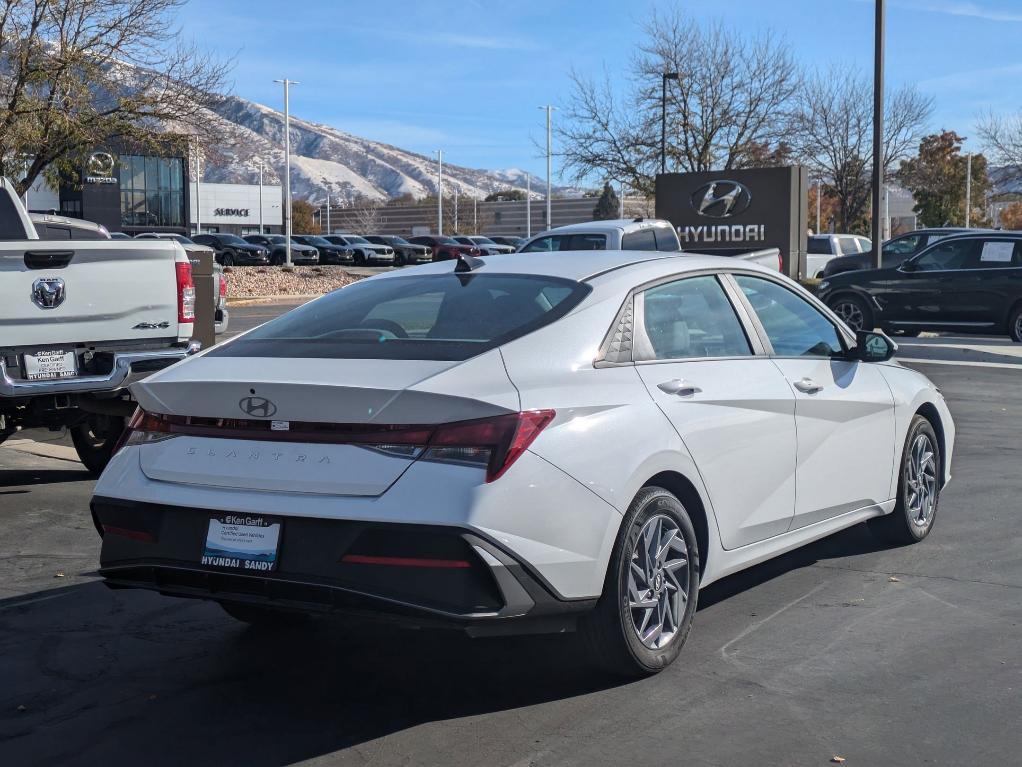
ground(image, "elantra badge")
xmin=691 ymin=180 xmax=752 ymax=218
xmin=239 ymin=396 xmax=277 ymax=418
xmin=32 ymin=277 xmax=66 ymax=309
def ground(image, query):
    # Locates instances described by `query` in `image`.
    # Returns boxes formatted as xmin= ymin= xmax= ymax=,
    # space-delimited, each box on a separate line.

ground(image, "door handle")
xmin=657 ymin=379 xmax=702 ymax=397
xmin=793 ymin=377 xmax=824 ymax=394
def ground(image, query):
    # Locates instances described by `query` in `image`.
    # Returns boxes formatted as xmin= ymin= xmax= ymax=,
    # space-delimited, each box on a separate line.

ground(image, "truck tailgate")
xmin=0 ymin=240 xmax=185 ymax=347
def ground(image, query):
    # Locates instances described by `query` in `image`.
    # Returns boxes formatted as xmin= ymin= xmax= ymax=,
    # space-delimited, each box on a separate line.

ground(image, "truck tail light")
xmin=219 ymin=273 xmax=227 ymax=298
xmin=176 ymin=261 xmax=195 ymax=323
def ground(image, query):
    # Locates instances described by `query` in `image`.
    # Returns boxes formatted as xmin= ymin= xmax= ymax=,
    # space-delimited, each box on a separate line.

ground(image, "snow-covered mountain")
xmin=197 ymin=94 xmax=558 ymax=204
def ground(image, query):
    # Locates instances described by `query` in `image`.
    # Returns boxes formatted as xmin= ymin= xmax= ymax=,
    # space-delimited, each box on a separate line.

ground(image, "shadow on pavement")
xmin=0 ymin=467 xmax=91 ymax=488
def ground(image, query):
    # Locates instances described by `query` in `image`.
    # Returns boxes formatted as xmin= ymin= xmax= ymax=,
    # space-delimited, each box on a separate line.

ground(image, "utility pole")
xmin=870 ymin=0 xmax=885 ymax=267
xmin=539 ymin=106 xmax=556 ymax=229
xmin=661 ymin=73 xmax=679 ymax=175
xmin=454 ymin=186 xmax=459 ymax=233
xmin=257 ymin=160 xmax=264 ymax=234
xmin=193 ymin=145 xmax=201 ymax=235
xmin=816 ymin=179 xmax=822 ymax=234
xmin=274 ymin=78 xmax=299 ymax=266
xmin=965 ymin=153 xmax=972 ymax=228
xmin=435 ymin=149 xmax=443 ymax=235
xmin=473 ymin=197 xmax=477 ymax=234
xmin=526 ymin=174 xmax=531 ymax=237
xmin=326 ymin=193 xmax=331 ymax=234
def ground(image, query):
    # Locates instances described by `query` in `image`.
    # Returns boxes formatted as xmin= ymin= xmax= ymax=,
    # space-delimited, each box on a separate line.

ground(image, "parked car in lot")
xmin=91 ymin=249 xmax=953 ymax=676
xmin=453 ymin=235 xmax=514 ymax=255
xmin=821 ymin=228 xmax=980 ymax=277
xmin=324 ymin=234 xmax=395 ymax=265
xmin=819 ymin=232 xmax=1022 ymax=341
xmin=192 ymin=233 xmax=270 ymax=266
xmin=135 ymin=233 xmax=229 ymax=334
xmin=292 ymin=235 xmax=353 ymax=265
xmin=241 ymin=234 xmax=318 ymax=266
xmin=806 ymin=234 xmax=872 ymax=278
xmin=407 ymin=234 xmax=481 ymax=261
xmin=0 ymin=178 xmax=199 ymax=474
xmin=486 ymin=235 xmax=525 ymax=250
xmin=109 ymin=231 xmax=132 ymax=240
xmin=364 ymin=235 xmax=432 ymax=266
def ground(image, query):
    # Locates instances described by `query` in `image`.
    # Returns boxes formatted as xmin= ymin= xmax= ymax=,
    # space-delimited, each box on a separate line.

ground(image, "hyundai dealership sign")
xmin=655 ymin=166 xmax=809 ymax=279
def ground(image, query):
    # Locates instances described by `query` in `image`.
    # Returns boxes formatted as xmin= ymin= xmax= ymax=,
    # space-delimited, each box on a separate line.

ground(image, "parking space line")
xmin=901 ymin=358 xmax=1022 ymax=370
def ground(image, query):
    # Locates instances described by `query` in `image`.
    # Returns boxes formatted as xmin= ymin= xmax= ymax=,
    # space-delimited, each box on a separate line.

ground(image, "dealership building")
xmin=24 ymin=147 xmax=282 ymax=236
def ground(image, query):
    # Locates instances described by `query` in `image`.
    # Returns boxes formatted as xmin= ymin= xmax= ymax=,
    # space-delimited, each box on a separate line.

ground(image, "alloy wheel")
xmin=833 ymin=300 xmax=865 ymax=331
xmin=1014 ymin=312 xmax=1022 ymax=341
xmin=627 ymin=514 xmax=689 ymax=650
xmin=906 ymin=433 xmax=937 ymax=528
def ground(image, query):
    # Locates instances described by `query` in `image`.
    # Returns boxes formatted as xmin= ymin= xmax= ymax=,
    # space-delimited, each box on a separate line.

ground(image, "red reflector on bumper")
xmin=341 ymin=554 xmax=471 ymax=569
xmin=101 ymin=524 xmax=155 ymax=543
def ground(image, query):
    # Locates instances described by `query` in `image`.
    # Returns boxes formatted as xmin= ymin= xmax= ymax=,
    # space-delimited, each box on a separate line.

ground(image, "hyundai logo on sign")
xmin=691 ymin=180 xmax=752 ymax=219
xmin=239 ymin=396 xmax=277 ymax=418
xmin=31 ymin=278 xmax=66 ymax=309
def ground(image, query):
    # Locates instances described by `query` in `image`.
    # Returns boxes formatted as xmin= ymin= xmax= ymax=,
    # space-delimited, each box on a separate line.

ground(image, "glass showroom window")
xmin=119 ymin=155 xmax=184 ymax=227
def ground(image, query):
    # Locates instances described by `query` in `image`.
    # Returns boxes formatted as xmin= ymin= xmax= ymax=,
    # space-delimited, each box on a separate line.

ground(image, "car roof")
xmin=528 ymin=218 xmax=674 ymax=239
xmin=372 ymin=249 xmax=775 ymax=285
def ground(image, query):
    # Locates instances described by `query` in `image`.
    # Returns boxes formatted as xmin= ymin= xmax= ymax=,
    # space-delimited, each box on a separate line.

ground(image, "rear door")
xmin=632 ymin=273 xmax=797 ymax=548
xmin=730 ymin=274 xmax=895 ymax=530
xmin=952 ymin=238 xmax=1022 ymax=328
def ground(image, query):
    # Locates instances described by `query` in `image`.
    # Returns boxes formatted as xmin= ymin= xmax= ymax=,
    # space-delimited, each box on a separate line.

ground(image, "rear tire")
xmin=70 ymin=415 xmax=126 ymax=475
xmin=828 ymin=294 xmax=873 ymax=332
xmin=868 ymin=415 xmax=941 ymax=545
xmin=218 ymin=601 xmax=310 ymax=627
xmin=1009 ymin=305 xmax=1022 ymax=343
xmin=221 ymin=252 xmax=235 ymax=267
xmin=579 ymin=486 xmax=699 ymax=677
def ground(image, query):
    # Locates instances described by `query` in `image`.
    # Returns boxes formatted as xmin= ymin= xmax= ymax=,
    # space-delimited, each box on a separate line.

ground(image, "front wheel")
xmin=1009 ymin=305 xmax=1022 ymax=343
xmin=868 ymin=415 xmax=941 ymax=545
xmin=828 ymin=294 xmax=873 ymax=333
xmin=70 ymin=414 xmax=126 ymax=475
xmin=579 ymin=486 xmax=699 ymax=677
xmin=221 ymin=252 xmax=235 ymax=267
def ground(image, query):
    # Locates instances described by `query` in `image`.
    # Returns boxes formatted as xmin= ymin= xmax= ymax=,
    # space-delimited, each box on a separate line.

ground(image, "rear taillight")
xmin=176 ymin=261 xmax=195 ymax=323
xmin=111 ymin=408 xmax=555 ymax=482
xmin=218 ymin=273 xmax=227 ymax=298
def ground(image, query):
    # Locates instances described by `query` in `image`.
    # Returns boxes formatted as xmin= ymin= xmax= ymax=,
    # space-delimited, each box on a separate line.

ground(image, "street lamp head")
xmin=663 ymin=72 xmax=679 ymax=80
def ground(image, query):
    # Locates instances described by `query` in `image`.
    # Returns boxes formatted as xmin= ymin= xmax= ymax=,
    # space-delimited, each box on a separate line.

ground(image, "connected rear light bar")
xmin=114 ymin=408 xmax=555 ymax=483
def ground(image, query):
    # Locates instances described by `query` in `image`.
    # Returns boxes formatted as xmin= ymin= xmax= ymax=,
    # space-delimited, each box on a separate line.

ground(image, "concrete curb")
xmin=227 ymin=294 xmax=323 ymax=307
xmin=1 ymin=439 xmax=81 ymax=464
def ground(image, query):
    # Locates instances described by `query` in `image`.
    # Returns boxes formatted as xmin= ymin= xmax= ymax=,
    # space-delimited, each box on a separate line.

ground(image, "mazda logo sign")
xmin=86 ymin=151 xmax=116 ymax=178
xmin=691 ymin=180 xmax=752 ymax=219
xmin=239 ymin=396 xmax=277 ymax=418
xmin=31 ymin=277 xmax=66 ymax=309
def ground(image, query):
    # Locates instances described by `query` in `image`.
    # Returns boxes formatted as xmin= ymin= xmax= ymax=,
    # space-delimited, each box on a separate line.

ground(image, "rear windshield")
xmin=807 ymin=237 xmax=831 ymax=254
xmin=212 ymin=273 xmax=591 ymax=361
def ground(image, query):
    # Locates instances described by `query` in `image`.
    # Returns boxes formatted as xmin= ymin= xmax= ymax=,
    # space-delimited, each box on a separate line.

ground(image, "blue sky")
xmin=178 ymin=0 xmax=1022 ymax=180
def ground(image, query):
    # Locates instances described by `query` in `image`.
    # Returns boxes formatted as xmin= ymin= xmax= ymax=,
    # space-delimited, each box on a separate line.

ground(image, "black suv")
xmin=243 ymin=234 xmax=319 ymax=265
xmin=364 ymin=235 xmax=432 ymax=266
xmin=292 ymin=235 xmax=354 ymax=265
xmin=822 ymin=228 xmax=982 ymax=277
xmin=192 ymin=233 xmax=270 ymax=266
xmin=818 ymin=232 xmax=1022 ymax=341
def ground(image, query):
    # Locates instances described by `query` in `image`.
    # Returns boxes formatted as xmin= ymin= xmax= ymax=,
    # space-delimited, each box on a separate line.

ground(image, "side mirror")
xmin=898 ymin=260 xmax=919 ymax=273
xmin=854 ymin=330 xmax=897 ymax=363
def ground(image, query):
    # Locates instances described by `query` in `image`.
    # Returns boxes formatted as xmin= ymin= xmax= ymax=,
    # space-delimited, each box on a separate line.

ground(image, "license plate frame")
xmin=201 ymin=514 xmax=282 ymax=572
xmin=23 ymin=349 xmax=78 ymax=381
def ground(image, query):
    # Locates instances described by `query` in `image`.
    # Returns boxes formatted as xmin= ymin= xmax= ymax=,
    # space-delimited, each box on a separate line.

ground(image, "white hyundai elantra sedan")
xmin=91 ymin=250 xmax=954 ymax=676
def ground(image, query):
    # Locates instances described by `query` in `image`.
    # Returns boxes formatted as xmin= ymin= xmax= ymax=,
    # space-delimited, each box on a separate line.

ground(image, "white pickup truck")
xmin=0 ymin=178 xmax=199 ymax=472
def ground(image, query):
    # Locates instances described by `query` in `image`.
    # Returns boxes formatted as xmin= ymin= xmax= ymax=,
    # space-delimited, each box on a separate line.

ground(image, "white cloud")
xmin=918 ymin=62 xmax=1022 ymax=90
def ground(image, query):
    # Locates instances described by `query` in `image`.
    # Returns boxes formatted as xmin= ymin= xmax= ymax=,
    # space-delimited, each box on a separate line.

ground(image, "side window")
xmin=913 ymin=239 xmax=978 ymax=271
xmin=856 ymin=237 xmax=873 ymax=253
xmin=566 ymin=234 xmax=606 ymax=250
xmin=638 ymin=275 xmax=751 ymax=360
xmin=621 ymin=228 xmax=657 ymax=251
xmin=520 ymin=236 xmax=557 ymax=253
xmin=974 ymin=240 xmax=1018 ymax=268
xmin=734 ymin=275 xmax=844 ymax=358
xmin=653 ymin=225 xmax=681 ymax=252
xmin=837 ymin=237 xmax=859 ymax=255
xmin=883 ymin=233 xmax=922 ymax=256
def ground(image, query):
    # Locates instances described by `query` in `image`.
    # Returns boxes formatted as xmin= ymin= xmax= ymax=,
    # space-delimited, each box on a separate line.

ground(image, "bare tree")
xmin=348 ymin=195 xmax=381 ymax=234
xmin=977 ymin=111 xmax=1022 ymax=174
xmin=557 ymin=8 xmax=799 ymax=195
xmin=0 ymin=0 xmax=231 ymax=195
xmin=792 ymin=68 xmax=932 ymax=232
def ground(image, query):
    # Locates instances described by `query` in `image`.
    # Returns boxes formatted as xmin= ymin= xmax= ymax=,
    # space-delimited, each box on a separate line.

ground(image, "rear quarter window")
xmin=212 ymin=273 xmax=592 ymax=361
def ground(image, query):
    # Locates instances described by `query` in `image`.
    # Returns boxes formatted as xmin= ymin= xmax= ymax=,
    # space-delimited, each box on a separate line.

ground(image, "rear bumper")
xmin=91 ymin=496 xmax=595 ymax=635
xmin=0 ymin=340 xmax=200 ymax=398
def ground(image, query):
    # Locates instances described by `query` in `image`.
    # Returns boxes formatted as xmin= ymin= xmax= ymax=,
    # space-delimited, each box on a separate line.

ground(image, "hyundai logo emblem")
xmin=239 ymin=396 xmax=277 ymax=418
xmin=31 ymin=277 xmax=66 ymax=309
xmin=690 ymin=180 xmax=752 ymax=219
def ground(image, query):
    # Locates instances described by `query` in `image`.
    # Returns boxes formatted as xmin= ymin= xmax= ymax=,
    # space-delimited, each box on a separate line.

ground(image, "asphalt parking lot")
xmin=1 ymin=308 xmax=1020 ymax=766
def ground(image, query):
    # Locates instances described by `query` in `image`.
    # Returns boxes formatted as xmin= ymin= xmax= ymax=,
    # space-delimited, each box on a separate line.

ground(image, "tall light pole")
xmin=454 ymin=185 xmax=459 ymax=233
xmin=870 ymin=0 xmax=885 ymax=267
xmin=661 ymin=72 xmax=679 ymax=175
xmin=257 ymin=160 xmax=264 ymax=234
xmin=435 ymin=149 xmax=443 ymax=235
xmin=965 ymin=153 xmax=973 ymax=228
xmin=526 ymin=174 xmax=531 ymax=237
xmin=274 ymin=78 xmax=299 ymax=266
xmin=326 ymin=192 xmax=331 ymax=234
xmin=193 ymin=138 xmax=202 ymax=235
xmin=816 ymin=178 xmax=823 ymax=234
xmin=539 ymin=106 xmax=556 ymax=229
